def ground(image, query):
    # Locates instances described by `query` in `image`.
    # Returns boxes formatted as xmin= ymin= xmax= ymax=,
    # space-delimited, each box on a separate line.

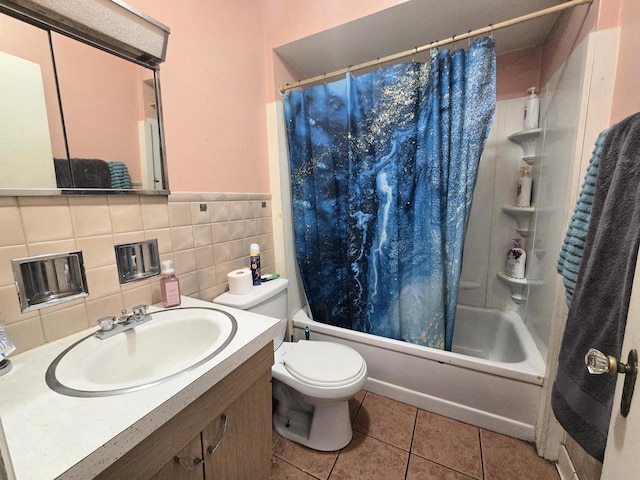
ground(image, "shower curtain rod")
xmin=279 ymin=0 xmax=593 ymax=94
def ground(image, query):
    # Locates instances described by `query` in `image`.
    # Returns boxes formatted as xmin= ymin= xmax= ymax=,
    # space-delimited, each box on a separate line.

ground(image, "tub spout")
xmin=305 ymin=325 xmax=310 ymax=340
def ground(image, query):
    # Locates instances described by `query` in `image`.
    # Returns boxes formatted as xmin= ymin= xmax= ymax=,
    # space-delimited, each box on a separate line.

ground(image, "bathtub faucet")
xmin=305 ymin=325 xmax=310 ymax=340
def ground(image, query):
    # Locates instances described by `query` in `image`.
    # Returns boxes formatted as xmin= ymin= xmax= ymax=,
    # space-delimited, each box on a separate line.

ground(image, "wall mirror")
xmin=0 ymin=3 xmax=169 ymax=195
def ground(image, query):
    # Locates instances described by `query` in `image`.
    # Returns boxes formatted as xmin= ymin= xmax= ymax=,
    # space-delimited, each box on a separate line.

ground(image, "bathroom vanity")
xmin=0 ymin=297 xmax=279 ymax=480
xmin=97 ymin=345 xmax=272 ymax=480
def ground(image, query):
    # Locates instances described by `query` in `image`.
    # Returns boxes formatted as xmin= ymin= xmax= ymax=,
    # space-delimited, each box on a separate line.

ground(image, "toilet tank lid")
xmin=213 ymin=277 xmax=289 ymax=309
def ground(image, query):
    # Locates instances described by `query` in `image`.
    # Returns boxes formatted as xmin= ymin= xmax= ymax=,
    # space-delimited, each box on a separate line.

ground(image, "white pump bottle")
xmin=517 ymin=166 xmax=532 ymax=207
xmin=523 ymin=87 xmax=540 ymax=130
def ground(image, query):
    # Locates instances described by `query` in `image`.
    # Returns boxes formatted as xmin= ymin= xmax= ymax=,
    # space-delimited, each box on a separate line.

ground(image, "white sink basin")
xmin=46 ymin=307 xmax=237 ymax=397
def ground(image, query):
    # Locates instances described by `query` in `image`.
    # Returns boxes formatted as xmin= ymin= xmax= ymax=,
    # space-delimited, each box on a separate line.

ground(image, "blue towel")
xmin=108 ymin=161 xmax=131 ymax=189
xmin=557 ymin=127 xmax=611 ymax=304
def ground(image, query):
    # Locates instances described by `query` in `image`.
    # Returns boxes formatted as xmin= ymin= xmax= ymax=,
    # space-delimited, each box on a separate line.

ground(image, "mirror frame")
xmin=0 ymin=1 xmax=170 ymax=196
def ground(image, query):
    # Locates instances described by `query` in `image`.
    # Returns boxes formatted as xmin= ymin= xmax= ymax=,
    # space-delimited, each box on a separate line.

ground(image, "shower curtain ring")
xmin=468 ymin=30 xmax=472 ymax=48
xmin=489 ymin=23 xmax=494 ymax=40
xmin=377 ymin=58 xmax=382 ymax=70
xmin=323 ymin=72 xmax=327 ymax=85
xmin=429 ymin=41 xmax=436 ymax=57
xmin=452 ymin=34 xmax=457 ymax=50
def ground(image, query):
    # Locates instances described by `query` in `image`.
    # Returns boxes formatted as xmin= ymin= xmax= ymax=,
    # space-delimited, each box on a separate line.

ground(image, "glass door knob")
xmin=585 ymin=348 xmax=638 ymax=418
xmin=585 ymin=348 xmax=619 ymax=376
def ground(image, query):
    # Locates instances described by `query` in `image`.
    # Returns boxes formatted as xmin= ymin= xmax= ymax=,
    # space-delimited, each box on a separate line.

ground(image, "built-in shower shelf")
xmin=497 ymin=272 xmax=529 ymax=304
xmin=502 ymin=205 xmax=535 ymax=237
xmin=508 ymin=128 xmax=542 ymax=159
xmin=522 ymin=155 xmax=542 ymax=166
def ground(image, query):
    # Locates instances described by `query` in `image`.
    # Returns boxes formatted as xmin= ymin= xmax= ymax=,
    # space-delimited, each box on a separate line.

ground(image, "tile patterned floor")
xmin=271 ymin=390 xmax=559 ymax=480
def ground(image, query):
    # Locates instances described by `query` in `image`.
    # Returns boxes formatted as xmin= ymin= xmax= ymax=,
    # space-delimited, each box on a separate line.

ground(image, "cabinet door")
xmin=151 ymin=432 xmax=204 ymax=480
xmin=202 ymin=373 xmax=272 ymax=480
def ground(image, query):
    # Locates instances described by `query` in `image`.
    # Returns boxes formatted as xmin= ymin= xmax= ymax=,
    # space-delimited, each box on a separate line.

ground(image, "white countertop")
xmin=0 ymin=296 xmax=279 ymax=480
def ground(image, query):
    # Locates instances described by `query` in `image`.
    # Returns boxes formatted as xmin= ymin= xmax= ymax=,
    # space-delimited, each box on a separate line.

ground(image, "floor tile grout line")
xmin=403 ymin=407 xmax=419 ymax=479
xmin=325 ymin=391 xmax=367 ymax=480
xmin=478 ymin=427 xmax=485 ymax=480
xmin=325 ymin=447 xmax=340 ymax=479
xmin=351 ymin=390 xmax=367 ymax=423
xmin=352 ymin=426 xmax=415 ymax=453
xmin=272 ymin=455 xmax=324 ymax=480
xmin=272 ymin=434 xmax=281 ymax=451
xmin=409 ymin=450 xmax=478 ymax=479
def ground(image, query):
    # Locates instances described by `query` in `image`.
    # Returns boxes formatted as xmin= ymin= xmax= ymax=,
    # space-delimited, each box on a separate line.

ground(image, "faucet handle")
xmin=132 ymin=305 xmax=149 ymax=320
xmin=97 ymin=316 xmax=116 ymax=332
xmin=132 ymin=305 xmax=149 ymax=317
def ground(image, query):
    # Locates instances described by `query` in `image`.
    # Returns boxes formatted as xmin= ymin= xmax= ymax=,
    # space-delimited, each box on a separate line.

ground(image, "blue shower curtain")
xmin=284 ymin=37 xmax=495 ymax=350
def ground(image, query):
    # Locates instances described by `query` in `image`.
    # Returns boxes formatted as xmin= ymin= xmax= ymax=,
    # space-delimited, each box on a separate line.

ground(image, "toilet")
xmin=212 ymin=278 xmax=367 ymax=451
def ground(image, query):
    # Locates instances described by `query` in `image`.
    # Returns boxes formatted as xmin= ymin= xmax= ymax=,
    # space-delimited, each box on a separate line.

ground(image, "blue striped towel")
xmin=108 ymin=161 xmax=131 ymax=189
xmin=557 ymin=127 xmax=611 ymax=304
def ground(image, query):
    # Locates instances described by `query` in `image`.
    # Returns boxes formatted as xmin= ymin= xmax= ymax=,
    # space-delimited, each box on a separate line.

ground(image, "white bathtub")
xmin=292 ymin=304 xmax=545 ymax=441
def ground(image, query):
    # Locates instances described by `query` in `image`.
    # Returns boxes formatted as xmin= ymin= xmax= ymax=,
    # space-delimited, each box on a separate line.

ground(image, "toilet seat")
xmin=282 ymin=341 xmax=365 ymax=387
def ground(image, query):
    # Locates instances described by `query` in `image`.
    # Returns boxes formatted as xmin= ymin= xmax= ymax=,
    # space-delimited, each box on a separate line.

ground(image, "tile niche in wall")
xmin=0 ymin=193 xmax=274 ymax=354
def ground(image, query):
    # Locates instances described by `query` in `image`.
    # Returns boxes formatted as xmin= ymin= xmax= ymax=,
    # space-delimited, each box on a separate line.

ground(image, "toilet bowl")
xmin=272 ymin=340 xmax=367 ymax=451
xmin=212 ymin=278 xmax=367 ymax=451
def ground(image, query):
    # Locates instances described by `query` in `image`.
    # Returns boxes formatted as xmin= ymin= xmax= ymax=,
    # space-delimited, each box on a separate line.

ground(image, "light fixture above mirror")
xmin=0 ymin=0 xmax=169 ymax=67
xmin=0 ymin=0 xmax=170 ymax=196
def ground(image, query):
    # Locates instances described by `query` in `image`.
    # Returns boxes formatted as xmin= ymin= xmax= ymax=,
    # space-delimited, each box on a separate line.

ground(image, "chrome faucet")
xmin=95 ymin=304 xmax=152 ymax=339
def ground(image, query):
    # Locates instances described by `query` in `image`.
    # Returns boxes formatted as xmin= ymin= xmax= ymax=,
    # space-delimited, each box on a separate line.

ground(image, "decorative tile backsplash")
xmin=0 ymin=193 xmax=274 ymax=354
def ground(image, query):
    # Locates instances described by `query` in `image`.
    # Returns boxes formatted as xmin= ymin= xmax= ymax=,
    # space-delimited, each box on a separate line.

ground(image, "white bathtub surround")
xmin=533 ymin=27 xmax=620 ymax=462
xmin=293 ymin=305 xmax=544 ymax=441
xmin=0 ymin=296 xmax=279 ymax=480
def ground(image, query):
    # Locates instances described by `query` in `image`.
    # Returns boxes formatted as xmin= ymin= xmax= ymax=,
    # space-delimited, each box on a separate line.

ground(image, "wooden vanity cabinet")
xmin=95 ymin=344 xmax=273 ymax=480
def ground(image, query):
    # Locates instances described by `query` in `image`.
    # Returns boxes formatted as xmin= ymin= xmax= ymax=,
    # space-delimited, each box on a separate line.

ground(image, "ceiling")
xmin=275 ymin=0 xmax=568 ymax=79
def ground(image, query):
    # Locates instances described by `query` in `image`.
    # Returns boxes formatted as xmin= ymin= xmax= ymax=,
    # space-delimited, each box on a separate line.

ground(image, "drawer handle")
xmin=206 ymin=414 xmax=228 ymax=456
xmin=174 ymin=455 xmax=203 ymax=471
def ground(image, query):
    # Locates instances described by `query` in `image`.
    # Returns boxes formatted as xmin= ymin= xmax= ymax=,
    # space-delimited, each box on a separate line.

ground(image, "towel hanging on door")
xmin=552 ymin=112 xmax=640 ymax=461
xmin=557 ymin=127 xmax=611 ymax=304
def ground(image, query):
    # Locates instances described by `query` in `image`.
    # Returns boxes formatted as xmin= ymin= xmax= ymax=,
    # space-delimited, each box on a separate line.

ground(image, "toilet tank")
xmin=212 ymin=278 xmax=289 ymax=348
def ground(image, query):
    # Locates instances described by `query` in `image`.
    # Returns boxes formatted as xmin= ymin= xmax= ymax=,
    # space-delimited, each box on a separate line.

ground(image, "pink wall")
xmin=53 ymin=33 xmax=143 ymax=181
xmin=539 ymin=0 xmax=639 ymax=124
xmin=496 ymin=46 xmax=543 ymax=101
xmin=128 ymin=0 xmax=271 ymax=193
xmin=113 ymin=0 xmax=633 ymax=193
xmin=261 ymin=0 xmax=406 ymax=102
xmin=539 ymin=0 xmax=622 ymax=91
xmin=124 ymin=0 xmax=406 ymax=192
xmin=609 ymin=0 xmax=640 ymax=123
xmin=262 ymin=0 xmax=407 ymax=51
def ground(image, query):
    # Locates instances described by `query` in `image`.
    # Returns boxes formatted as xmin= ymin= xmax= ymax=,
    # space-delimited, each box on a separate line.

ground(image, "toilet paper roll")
xmin=227 ymin=268 xmax=253 ymax=295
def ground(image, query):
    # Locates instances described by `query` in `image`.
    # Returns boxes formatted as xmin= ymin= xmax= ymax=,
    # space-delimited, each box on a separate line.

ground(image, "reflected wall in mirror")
xmin=0 ymin=8 xmax=168 ymax=194
xmin=52 ymin=32 xmax=164 ymax=191
xmin=0 ymin=12 xmax=65 ymax=189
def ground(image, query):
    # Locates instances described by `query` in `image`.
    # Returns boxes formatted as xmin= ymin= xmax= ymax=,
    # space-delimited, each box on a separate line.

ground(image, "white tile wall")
xmin=458 ymin=96 xmax=532 ymax=311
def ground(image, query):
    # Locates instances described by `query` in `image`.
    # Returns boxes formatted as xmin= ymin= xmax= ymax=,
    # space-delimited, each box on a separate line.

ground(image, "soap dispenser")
xmin=523 ymin=87 xmax=540 ymax=129
xmin=516 ymin=166 xmax=532 ymax=207
xmin=506 ymin=238 xmax=526 ymax=279
xmin=160 ymin=259 xmax=181 ymax=307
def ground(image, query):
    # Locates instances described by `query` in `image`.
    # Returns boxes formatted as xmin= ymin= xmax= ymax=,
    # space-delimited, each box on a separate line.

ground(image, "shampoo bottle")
xmin=523 ymin=87 xmax=540 ymax=129
xmin=516 ymin=166 xmax=533 ymax=207
xmin=506 ymin=238 xmax=526 ymax=279
xmin=250 ymin=243 xmax=261 ymax=285
xmin=160 ymin=259 xmax=181 ymax=307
